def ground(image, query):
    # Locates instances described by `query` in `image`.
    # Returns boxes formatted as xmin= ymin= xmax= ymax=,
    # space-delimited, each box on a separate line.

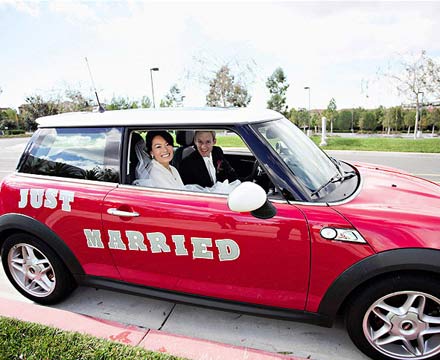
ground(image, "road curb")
xmin=0 ymin=297 xmax=304 ymax=360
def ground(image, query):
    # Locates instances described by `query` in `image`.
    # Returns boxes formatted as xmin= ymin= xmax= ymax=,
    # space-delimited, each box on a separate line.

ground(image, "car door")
xmin=101 ymin=186 xmax=310 ymax=310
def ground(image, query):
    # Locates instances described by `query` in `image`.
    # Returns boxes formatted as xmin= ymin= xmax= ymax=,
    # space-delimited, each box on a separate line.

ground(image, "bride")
xmin=134 ymin=130 xmax=240 ymax=194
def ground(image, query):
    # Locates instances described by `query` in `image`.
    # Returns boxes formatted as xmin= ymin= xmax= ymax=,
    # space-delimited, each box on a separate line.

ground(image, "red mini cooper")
xmin=1 ymin=108 xmax=439 ymax=360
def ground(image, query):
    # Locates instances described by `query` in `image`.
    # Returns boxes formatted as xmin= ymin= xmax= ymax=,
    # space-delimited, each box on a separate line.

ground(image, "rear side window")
xmin=18 ymin=127 xmax=122 ymax=183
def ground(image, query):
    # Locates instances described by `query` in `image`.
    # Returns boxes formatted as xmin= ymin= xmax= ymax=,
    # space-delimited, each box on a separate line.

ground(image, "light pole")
xmin=304 ymin=86 xmax=311 ymax=136
xmin=150 ymin=67 xmax=159 ymax=108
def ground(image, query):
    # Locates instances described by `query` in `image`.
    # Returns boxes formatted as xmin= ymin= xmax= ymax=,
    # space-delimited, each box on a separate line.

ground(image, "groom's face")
xmin=195 ymin=132 xmax=216 ymax=157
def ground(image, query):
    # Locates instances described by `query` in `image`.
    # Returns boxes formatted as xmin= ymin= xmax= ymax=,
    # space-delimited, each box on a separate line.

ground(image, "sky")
xmin=1 ymin=0 xmax=440 ymax=111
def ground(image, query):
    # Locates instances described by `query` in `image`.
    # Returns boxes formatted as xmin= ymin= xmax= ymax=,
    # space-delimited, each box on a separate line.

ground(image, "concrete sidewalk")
xmin=0 ymin=297 xmax=304 ymax=360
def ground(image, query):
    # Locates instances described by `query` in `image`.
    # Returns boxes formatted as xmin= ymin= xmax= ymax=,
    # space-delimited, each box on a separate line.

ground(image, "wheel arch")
xmin=0 ymin=213 xmax=85 ymax=280
xmin=318 ymin=248 xmax=440 ymax=322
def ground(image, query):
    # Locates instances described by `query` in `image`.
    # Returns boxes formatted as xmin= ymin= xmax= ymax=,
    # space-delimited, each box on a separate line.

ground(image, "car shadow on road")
xmin=52 ymin=286 xmax=369 ymax=360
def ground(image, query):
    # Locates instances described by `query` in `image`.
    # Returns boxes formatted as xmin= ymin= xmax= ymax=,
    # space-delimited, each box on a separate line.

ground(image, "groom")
xmin=179 ymin=131 xmax=237 ymax=188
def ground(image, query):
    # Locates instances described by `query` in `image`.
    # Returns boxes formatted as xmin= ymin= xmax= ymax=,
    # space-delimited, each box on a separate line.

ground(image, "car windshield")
xmin=252 ymin=118 xmax=339 ymax=194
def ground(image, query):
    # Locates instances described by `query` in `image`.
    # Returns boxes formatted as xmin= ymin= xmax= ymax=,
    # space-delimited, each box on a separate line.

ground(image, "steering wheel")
xmin=248 ymin=160 xmax=274 ymax=193
xmin=250 ymin=160 xmax=264 ymax=180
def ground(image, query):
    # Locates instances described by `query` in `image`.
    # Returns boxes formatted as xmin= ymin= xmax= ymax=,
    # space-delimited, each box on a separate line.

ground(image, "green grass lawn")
xmin=214 ymin=135 xmax=440 ymax=153
xmin=0 ymin=316 xmax=185 ymax=360
xmin=310 ymin=136 xmax=440 ymax=153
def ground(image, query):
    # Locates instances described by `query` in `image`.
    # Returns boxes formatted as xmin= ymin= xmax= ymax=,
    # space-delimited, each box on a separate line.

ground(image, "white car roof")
xmin=36 ymin=107 xmax=283 ymax=128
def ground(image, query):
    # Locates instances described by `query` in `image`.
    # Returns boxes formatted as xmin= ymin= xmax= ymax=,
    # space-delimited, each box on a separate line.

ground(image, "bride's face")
xmin=151 ymin=135 xmax=174 ymax=167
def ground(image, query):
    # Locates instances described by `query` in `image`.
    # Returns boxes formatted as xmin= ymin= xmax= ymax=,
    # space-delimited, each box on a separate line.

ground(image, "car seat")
xmin=172 ymin=130 xmax=195 ymax=171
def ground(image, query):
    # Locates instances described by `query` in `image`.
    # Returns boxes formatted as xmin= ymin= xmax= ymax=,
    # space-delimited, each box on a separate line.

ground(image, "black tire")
xmin=1 ymin=233 xmax=76 ymax=304
xmin=345 ymin=274 xmax=440 ymax=360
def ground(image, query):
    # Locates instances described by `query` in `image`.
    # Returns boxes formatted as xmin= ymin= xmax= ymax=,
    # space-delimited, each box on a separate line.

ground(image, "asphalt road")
xmin=0 ymin=137 xmax=26 ymax=180
xmin=1 ymin=137 xmax=439 ymax=360
xmin=328 ymin=149 xmax=440 ymax=183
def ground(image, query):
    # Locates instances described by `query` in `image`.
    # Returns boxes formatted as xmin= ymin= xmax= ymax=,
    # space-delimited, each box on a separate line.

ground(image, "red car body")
xmin=1 ymin=108 xmax=439 ymax=360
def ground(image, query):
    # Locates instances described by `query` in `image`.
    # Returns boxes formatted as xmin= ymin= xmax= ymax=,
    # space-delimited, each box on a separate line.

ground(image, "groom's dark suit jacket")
xmin=179 ymin=146 xmax=238 ymax=187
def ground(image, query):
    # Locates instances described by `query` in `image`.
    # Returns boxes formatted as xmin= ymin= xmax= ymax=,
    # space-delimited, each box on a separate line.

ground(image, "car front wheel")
xmin=1 ymin=233 xmax=76 ymax=304
xmin=346 ymin=274 xmax=440 ymax=360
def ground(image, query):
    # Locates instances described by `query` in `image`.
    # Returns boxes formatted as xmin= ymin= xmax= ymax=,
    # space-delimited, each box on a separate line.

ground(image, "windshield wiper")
xmin=311 ymin=171 xmax=356 ymax=197
xmin=311 ymin=175 xmax=341 ymax=197
xmin=330 ymin=157 xmax=344 ymax=176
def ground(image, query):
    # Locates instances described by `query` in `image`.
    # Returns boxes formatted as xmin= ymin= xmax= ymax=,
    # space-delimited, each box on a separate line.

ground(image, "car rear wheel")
xmin=346 ymin=274 xmax=440 ymax=360
xmin=1 ymin=233 xmax=76 ymax=304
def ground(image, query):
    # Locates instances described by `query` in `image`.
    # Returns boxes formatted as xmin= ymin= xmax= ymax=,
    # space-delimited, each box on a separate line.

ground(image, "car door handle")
xmin=107 ymin=208 xmax=140 ymax=217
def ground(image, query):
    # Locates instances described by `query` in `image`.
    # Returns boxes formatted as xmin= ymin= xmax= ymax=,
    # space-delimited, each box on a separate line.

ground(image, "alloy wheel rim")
xmin=363 ymin=290 xmax=440 ymax=359
xmin=7 ymin=243 xmax=56 ymax=297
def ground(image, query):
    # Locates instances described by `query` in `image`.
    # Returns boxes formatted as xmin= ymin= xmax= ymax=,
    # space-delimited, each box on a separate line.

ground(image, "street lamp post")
xmin=304 ymin=86 xmax=311 ymax=136
xmin=150 ymin=67 xmax=159 ymax=108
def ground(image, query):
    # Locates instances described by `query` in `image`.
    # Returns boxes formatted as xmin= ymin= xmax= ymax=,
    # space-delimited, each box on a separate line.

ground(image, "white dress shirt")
xmin=149 ymin=160 xmax=184 ymax=189
xmin=203 ymin=155 xmax=217 ymax=183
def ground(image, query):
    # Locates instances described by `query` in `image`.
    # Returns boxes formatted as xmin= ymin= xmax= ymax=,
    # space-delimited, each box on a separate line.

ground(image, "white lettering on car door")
xmin=191 ymin=237 xmax=214 ymax=260
xmin=30 ymin=189 xmax=45 ymax=209
xmin=126 ymin=230 xmax=148 ymax=251
xmin=83 ymin=229 xmax=241 ymax=262
xmin=17 ymin=188 xmax=75 ymax=212
xmin=18 ymin=189 xmax=29 ymax=208
xmin=215 ymin=239 xmax=240 ymax=261
xmin=108 ymin=230 xmax=127 ymax=250
xmin=43 ymin=189 xmax=58 ymax=209
xmin=147 ymin=232 xmax=171 ymax=253
xmin=171 ymin=235 xmax=189 ymax=256
xmin=84 ymin=229 xmax=104 ymax=248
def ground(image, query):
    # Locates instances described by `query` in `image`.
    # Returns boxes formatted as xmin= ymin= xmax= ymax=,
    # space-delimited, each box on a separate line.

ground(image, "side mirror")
xmin=227 ymin=182 xmax=277 ymax=219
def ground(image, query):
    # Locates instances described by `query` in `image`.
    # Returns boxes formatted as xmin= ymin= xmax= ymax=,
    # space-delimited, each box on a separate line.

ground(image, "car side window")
xmin=127 ymin=128 xmax=277 ymax=195
xmin=18 ymin=127 xmax=122 ymax=183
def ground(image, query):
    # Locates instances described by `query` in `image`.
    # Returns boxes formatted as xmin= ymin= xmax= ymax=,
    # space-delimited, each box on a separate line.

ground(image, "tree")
xmin=289 ymin=108 xmax=309 ymax=130
xmin=0 ymin=118 xmax=17 ymax=130
xmin=107 ymin=96 xmax=139 ymax=110
xmin=0 ymin=109 xmax=7 ymax=122
xmin=0 ymin=108 xmax=20 ymax=130
xmin=403 ymin=109 xmax=416 ymax=133
xmin=19 ymin=95 xmax=61 ymax=131
xmin=336 ymin=110 xmax=353 ymax=131
xmin=382 ymin=50 xmax=440 ymax=138
xmin=160 ymin=84 xmax=184 ymax=107
xmin=383 ymin=108 xmax=393 ymax=133
xmin=229 ymin=83 xmax=251 ymax=107
xmin=359 ymin=110 xmax=378 ymax=131
xmin=288 ymin=108 xmax=299 ymax=126
xmin=266 ymin=68 xmax=289 ymax=117
xmin=323 ymin=98 xmax=337 ymax=133
xmin=140 ymin=96 xmax=152 ymax=108
xmin=384 ymin=107 xmax=403 ymax=133
xmin=62 ymin=89 xmax=94 ymax=112
xmin=310 ymin=113 xmax=320 ymax=130
xmin=206 ymin=65 xmax=251 ymax=107
xmin=426 ymin=107 xmax=440 ymax=134
xmin=374 ymin=106 xmax=386 ymax=132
